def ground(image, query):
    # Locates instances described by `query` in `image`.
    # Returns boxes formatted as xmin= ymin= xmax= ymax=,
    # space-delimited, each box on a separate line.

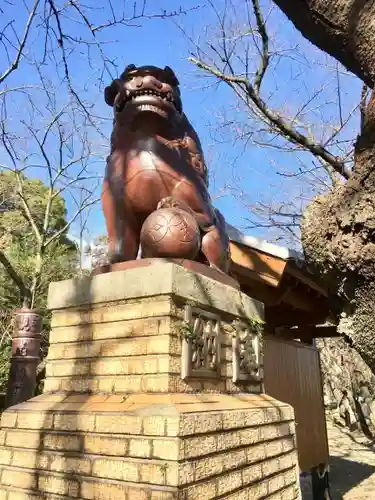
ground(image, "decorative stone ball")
xmin=140 ymin=208 xmax=201 ymax=259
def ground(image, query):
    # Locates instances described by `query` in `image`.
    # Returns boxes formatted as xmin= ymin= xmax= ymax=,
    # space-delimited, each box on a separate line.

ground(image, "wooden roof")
xmin=227 ymin=231 xmax=338 ymax=342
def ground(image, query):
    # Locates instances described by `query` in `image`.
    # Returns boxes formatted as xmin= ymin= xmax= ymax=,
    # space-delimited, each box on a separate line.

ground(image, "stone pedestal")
xmin=0 ymin=261 xmax=301 ymax=499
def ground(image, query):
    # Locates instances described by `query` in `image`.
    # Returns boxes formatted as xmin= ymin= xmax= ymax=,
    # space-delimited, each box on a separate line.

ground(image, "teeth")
xmin=125 ymin=89 xmax=175 ymax=106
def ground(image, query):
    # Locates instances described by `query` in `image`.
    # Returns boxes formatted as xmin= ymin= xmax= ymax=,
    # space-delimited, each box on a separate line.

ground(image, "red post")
xmin=6 ymin=308 xmax=42 ymax=408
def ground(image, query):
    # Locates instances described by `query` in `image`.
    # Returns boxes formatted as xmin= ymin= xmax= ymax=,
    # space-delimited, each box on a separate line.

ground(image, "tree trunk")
xmin=271 ymin=0 xmax=375 ymax=88
xmin=268 ymin=1 xmax=375 ymax=374
xmin=302 ymin=91 xmax=375 ymax=372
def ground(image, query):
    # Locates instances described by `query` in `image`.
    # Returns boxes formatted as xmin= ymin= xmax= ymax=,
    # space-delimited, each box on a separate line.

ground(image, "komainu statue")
xmin=102 ymin=64 xmax=230 ymax=273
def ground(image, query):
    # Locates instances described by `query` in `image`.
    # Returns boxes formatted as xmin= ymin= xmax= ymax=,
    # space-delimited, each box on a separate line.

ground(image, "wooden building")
xmin=227 ymin=225 xmax=337 ymax=494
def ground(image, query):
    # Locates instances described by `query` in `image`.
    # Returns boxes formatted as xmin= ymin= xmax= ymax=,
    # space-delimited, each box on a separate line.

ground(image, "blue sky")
xmin=0 ymin=0 xmax=362 ymax=249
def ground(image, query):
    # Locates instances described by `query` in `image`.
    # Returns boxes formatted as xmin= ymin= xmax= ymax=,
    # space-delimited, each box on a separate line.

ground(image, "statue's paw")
xmin=157 ymin=197 xmax=174 ymax=209
xmin=108 ymin=242 xmax=124 ymax=265
xmin=158 ymin=196 xmax=189 ymax=211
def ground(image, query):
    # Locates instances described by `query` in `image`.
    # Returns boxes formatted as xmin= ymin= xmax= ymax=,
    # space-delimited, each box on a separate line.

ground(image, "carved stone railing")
xmin=231 ymin=319 xmax=263 ymax=384
xmin=181 ymin=305 xmax=221 ymax=380
xmin=181 ymin=305 xmax=263 ymax=386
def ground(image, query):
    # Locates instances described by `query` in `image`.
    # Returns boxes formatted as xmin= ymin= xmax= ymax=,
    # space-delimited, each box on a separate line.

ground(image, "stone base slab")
xmin=41 ymin=262 xmax=265 ymax=395
xmin=92 ymin=258 xmax=240 ymax=290
xmin=0 ymin=393 xmax=300 ymax=499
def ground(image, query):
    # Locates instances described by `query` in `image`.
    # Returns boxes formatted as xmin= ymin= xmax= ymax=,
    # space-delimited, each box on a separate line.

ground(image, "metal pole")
xmin=6 ymin=308 xmax=42 ymax=408
xmin=311 ymin=463 xmax=332 ymax=500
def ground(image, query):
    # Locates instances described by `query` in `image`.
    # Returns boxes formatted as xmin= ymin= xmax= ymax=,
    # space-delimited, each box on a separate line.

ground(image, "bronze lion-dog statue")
xmin=102 ymin=64 xmax=230 ymax=273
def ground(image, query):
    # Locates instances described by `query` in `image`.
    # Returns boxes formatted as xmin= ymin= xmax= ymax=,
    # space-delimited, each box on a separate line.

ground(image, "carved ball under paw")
xmin=140 ymin=207 xmax=201 ymax=259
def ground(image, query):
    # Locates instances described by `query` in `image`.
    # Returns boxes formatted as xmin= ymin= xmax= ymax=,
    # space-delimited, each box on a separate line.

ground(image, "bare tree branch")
xmin=0 ymin=0 xmax=199 ymax=308
xmin=0 ymin=0 xmax=40 ymax=84
xmin=360 ymin=83 xmax=370 ymax=133
xmin=190 ymin=57 xmax=352 ymax=180
xmin=0 ymin=251 xmax=30 ymax=305
xmin=44 ymin=197 xmax=100 ymax=248
xmin=15 ymin=173 xmax=42 ymax=244
xmin=91 ymin=4 xmax=200 ymax=33
xmin=252 ymin=0 xmax=269 ymax=94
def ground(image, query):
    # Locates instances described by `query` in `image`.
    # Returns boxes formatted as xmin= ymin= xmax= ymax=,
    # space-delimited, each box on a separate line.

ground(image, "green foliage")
xmin=0 ymin=170 xmax=79 ymax=392
xmin=179 ymin=319 xmax=197 ymax=341
xmin=0 ymin=237 xmax=77 ymax=309
xmin=0 ymin=170 xmax=67 ymax=249
xmin=242 ymin=316 xmax=265 ymax=336
xmin=0 ymin=311 xmax=12 ymax=394
xmin=231 ymin=315 xmax=265 ymax=336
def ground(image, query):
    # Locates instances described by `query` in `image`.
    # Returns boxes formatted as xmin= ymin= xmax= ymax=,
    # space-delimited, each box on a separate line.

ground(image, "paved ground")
xmin=301 ymin=419 xmax=375 ymax=499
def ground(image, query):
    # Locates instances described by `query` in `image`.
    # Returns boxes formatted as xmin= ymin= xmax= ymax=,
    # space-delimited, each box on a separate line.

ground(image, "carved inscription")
xmin=11 ymin=386 xmax=22 ymax=401
xmin=181 ymin=305 xmax=221 ymax=380
xmin=16 ymin=311 xmax=42 ymax=336
xmin=232 ymin=320 xmax=262 ymax=383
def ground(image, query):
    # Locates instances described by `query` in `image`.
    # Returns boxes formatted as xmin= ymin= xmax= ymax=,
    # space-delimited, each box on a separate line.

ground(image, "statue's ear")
xmin=120 ymin=64 xmax=137 ymax=80
xmin=164 ymin=66 xmax=179 ymax=86
xmin=104 ymin=79 xmax=121 ymax=106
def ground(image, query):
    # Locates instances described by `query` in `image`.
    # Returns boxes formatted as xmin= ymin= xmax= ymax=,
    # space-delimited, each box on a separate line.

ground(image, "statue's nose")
xmin=139 ymin=75 xmax=163 ymax=90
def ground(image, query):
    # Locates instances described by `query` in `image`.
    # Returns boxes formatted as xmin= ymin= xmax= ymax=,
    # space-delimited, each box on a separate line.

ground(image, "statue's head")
xmin=105 ymin=65 xmax=183 ymax=122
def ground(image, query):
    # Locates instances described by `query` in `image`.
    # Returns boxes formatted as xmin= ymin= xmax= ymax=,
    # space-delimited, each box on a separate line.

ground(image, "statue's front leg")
xmin=102 ymin=178 xmax=141 ymax=263
xmin=201 ymin=228 xmax=230 ymax=273
xmin=201 ymin=209 xmax=230 ymax=273
xmin=101 ymin=155 xmax=141 ymax=264
xmin=101 ymin=177 xmax=125 ymax=264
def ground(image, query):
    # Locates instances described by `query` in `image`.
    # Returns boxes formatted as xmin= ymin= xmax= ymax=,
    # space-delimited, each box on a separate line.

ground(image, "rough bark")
xmin=302 ymin=91 xmax=375 ymax=371
xmin=318 ymin=338 xmax=375 ymax=437
xmin=267 ymin=1 xmax=375 ymax=375
xmin=271 ymin=0 xmax=375 ymax=88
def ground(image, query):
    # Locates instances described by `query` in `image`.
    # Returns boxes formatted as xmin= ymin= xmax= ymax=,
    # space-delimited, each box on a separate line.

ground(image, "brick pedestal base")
xmin=0 ymin=261 xmax=301 ymax=499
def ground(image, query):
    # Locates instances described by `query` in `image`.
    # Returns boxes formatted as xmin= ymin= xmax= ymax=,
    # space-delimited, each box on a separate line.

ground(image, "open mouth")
xmin=116 ymin=89 xmax=178 ymax=117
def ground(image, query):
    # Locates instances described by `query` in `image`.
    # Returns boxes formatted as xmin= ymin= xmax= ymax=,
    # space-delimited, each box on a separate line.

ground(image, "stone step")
xmin=0 ymin=467 xmax=178 ymax=500
xmin=45 ymin=354 xmax=253 ymax=379
xmin=0 ymin=485 xmax=65 ymax=499
xmin=45 ymin=355 xmax=180 ymax=377
xmin=47 ymin=334 xmax=181 ymax=362
xmin=0 ymin=436 xmax=297 ymax=484
xmin=0 ymin=464 xmax=298 ymax=500
xmin=0 ymin=485 xmax=300 ymax=500
xmin=42 ymin=373 xmax=210 ymax=393
xmin=1 ymin=420 xmax=295 ymax=460
xmin=42 ymin=375 xmax=261 ymax=398
xmin=266 ymin=484 xmax=300 ymax=500
xmin=42 ymin=375 xmax=254 ymax=395
xmin=1 ymin=428 xmax=178 ymax=460
xmin=1 ymin=393 xmax=294 ymax=436
xmin=0 ymin=448 xmax=180 ymax=486
xmin=0 ymin=393 xmax=299 ymax=497
xmin=49 ymin=314 xmax=173 ymax=346
xmin=50 ymin=296 xmax=178 ymax=329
